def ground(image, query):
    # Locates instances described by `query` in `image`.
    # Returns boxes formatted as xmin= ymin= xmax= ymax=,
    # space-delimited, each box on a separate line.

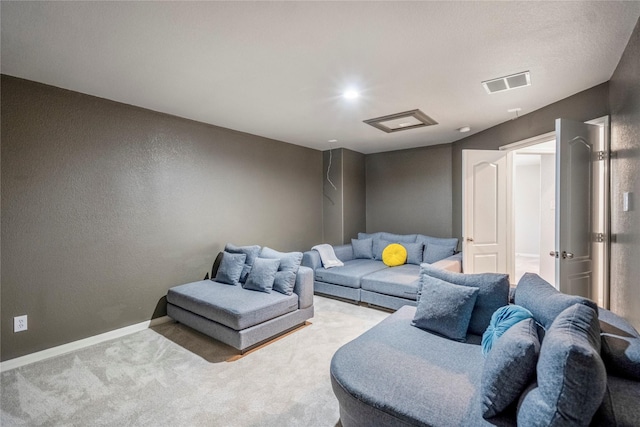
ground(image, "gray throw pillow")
xmin=273 ymin=270 xmax=296 ymax=295
xmin=373 ymin=239 xmax=393 ymax=261
xmin=517 ymin=304 xmax=606 ymax=427
xmin=243 ymin=257 xmax=280 ymax=293
xmin=403 ymin=242 xmax=424 ymax=265
xmin=224 ymin=243 xmax=261 ymax=283
xmin=481 ymin=318 xmax=540 ymax=419
xmin=515 ymin=273 xmax=598 ymax=330
xmin=423 ymin=243 xmax=455 ymax=264
xmin=214 ymin=251 xmax=247 ymax=286
xmin=412 ymin=275 xmax=479 ymax=342
xmin=259 ymin=247 xmax=303 ymax=295
xmin=419 ymin=264 xmax=509 ymax=336
xmin=352 ymin=238 xmax=374 ymax=259
xmin=260 ymin=247 xmax=303 ymax=273
xmin=598 ymin=307 xmax=640 ymax=381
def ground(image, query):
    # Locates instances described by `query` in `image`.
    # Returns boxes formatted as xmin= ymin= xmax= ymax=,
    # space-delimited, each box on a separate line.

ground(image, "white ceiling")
xmin=2 ymin=1 xmax=639 ymax=154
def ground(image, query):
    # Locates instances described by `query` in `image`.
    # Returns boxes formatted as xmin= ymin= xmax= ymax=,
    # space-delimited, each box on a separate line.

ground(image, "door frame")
xmin=498 ymin=116 xmax=610 ymax=308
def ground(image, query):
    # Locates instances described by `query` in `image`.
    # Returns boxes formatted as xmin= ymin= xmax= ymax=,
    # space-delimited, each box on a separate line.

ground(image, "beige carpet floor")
xmin=1 ymin=296 xmax=389 ymax=427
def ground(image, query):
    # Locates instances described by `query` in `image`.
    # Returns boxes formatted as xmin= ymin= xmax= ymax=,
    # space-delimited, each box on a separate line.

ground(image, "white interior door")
xmin=555 ymin=118 xmax=600 ymax=298
xmin=462 ymin=150 xmax=511 ymax=276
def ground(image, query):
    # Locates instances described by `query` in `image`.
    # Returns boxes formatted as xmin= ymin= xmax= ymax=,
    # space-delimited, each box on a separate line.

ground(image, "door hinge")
xmin=596 ymin=151 xmax=608 ymax=161
xmin=594 ymin=232 xmax=605 ymax=243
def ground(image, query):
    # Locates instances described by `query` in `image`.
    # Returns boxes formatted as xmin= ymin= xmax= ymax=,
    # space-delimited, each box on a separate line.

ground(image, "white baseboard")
xmin=0 ymin=316 xmax=173 ymax=372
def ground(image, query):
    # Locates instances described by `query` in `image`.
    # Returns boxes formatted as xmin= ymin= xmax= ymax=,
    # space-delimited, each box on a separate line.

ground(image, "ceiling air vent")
xmin=364 ymin=109 xmax=437 ymax=133
xmin=482 ymin=71 xmax=531 ymax=94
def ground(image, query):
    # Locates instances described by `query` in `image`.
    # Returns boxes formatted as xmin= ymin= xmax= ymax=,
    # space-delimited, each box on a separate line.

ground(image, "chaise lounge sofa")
xmin=330 ymin=269 xmax=640 ymax=426
xmin=302 ymin=232 xmax=461 ymax=311
xmin=167 ymin=244 xmax=314 ymax=352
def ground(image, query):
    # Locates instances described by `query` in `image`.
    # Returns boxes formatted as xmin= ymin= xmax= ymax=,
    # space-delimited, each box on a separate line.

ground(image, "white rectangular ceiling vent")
xmin=482 ymin=71 xmax=531 ymax=94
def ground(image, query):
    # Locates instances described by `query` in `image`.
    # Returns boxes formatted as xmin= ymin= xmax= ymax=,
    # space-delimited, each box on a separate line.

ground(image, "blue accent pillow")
xmin=419 ymin=264 xmax=510 ymax=336
xmin=214 ymin=251 xmax=247 ymax=286
xmin=403 ymin=242 xmax=424 ymax=265
xmin=412 ymin=275 xmax=479 ymax=342
xmin=423 ymin=243 xmax=455 ymax=264
xmin=243 ymin=257 xmax=280 ymax=293
xmin=481 ymin=318 xmax=540 ymax=418
xmin=224 ymin=243 xmax=261 ymax=283
xmin=482 ymin=305 xmax=534 ymax=356
xmin=517 ymin=304 xmax=606 ymax=427
xmin=352 ymin=238 xmax=373 ymax=259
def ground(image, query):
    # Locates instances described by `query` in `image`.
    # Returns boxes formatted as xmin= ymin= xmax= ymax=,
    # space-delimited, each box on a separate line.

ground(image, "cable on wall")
xmin=326 ymin=141 xmax=337 ymax=190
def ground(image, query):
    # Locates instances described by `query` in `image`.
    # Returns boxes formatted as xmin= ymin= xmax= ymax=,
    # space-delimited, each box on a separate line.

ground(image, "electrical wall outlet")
xmin=14 ymin=315 xmax=28 ymax=333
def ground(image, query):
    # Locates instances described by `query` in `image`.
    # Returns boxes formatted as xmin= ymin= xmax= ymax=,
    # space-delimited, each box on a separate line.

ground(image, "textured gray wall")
xmin=1 ymin=76 xmax=322 ymax=361
xmin=609 ymin=17 xmax=640 ymax=330
xmin=366 ymin=144 xmax=452 ymax=238
xmin=342 ymin=149 xmax=366 ymax=242
xmin=451 ymin=83 xmax=610 ymax=241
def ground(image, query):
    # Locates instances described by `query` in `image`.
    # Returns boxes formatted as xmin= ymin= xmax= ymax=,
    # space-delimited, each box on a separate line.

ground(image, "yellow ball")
xmin=382 ymin=243 xmax=407 ymax=267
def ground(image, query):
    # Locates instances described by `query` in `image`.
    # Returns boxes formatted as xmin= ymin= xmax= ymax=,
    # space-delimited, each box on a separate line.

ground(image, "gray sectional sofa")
xmin=302 ymin=232 xmax=462 ymax=311
xmin=167 ymin=245 xmax=314 ymax=352
xmin=330 ymin=270 xmax=640 ymax=426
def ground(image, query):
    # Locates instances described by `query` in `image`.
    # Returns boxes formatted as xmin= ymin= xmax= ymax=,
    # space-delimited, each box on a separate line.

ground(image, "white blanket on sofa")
xmin=312 ymin=244 xmax=344 ymax=269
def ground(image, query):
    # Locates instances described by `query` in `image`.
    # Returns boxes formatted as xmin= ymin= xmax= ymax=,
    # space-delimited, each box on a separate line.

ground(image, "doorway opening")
xmin=512 ymin=139 xmax=556 ymax=286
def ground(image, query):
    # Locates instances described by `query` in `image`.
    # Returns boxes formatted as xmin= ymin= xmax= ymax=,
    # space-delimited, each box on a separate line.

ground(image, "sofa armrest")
xmin=333 ymin=244 xmax=354 ymax=262
xmin=302 ymin=250 xmax=322 ymax=270
xmin=294 ymin=266 xmax=314 ymax=309
xmin=431 ymin=252 xmax=462 ymax=273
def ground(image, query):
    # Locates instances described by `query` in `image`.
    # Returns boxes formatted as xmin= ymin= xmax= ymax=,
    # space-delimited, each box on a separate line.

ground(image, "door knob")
xmin=549 ymin=251 xmax=558 ymax=258
xmin=466 ymin=237 xmax=474 ymax=242
xmin=562 ymin=251 xmax=574 ymax=259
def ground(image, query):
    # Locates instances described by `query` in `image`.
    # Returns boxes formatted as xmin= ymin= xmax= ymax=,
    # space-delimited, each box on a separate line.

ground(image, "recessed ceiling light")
xmin=507 ymin=108 xmax=522 ymax=113
xmin=458 ymin=126 xmax=471 ymax=133
xmin=328 ymin=139 xmax=338 ymax=143
xmin=342 ymin=90 xmax=360 ymax=100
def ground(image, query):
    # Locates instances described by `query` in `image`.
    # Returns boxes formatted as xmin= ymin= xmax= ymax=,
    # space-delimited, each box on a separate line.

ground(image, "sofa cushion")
xmin=382 ymin=243 xmax=407 ymax=267
xmin=598 ymin=307 xmax=640 ymax=381
xmin=352 ymin=238 xmax=373 ymax=259
xmin=380 ymin=232 xmax=418 ymax=243
xmin=481 ymin=317 xmax=540 ymax=419
xmin=331 ymin=305 xmax=490 ymax=427
xmin=514 ymin=273 xmax=598 ymax=330
xmin=419 ymin=264 xmax=510 ymax=336
xmin=423 ymin=243 xmax=456 ymax=264
xmin=592 ymin=375 xmax=640 ymax=426
xmin=314 ymin=259 xmax=388 ymax=288
xmin=214 ymin=251 xmax=247 ymax=286
xmin=167 ymin=280 xmax=298 ymax=330
xmin=224 ymin=244 xmax=261 ymax=283
xmin=482 ymin=305 xmax=533 ymax=355
xmin=517 ymin=304 xmax=606 ymax=427
xmin=361 ymin=264 xmax=421 ymax=300
xmin=243 ymin=257 xmax=280 ymax=293
xmin=412 ymin=275 xmax=478 ymax=342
